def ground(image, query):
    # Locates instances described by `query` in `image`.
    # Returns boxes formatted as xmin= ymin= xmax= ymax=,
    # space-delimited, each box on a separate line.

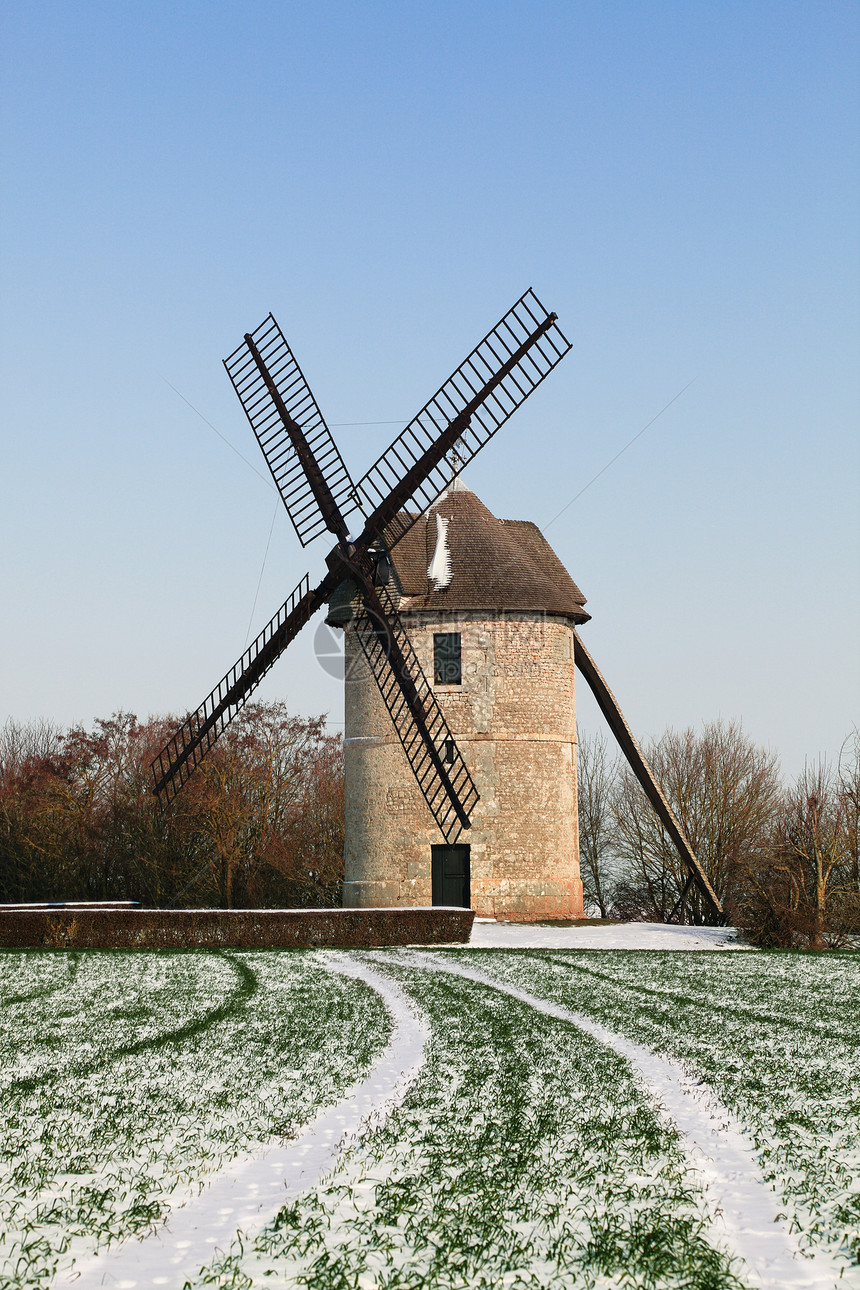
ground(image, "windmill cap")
xmin=389 ymin=488 xmax=590 ymax=621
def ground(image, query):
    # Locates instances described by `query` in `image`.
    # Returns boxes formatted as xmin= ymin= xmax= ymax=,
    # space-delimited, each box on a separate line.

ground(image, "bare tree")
xmin=576 ymin=727 xmax=618 ymax=917
xmin=172 ymin=703 xmax=336 ymax=908
xmin=611 ymin=720 xmax=781 ymax=924
xmin=837 ymin=729 xmax=860 ymax=921
xmin=0 ymin=718 xmax=64 ymax=901
xmin=609 ymin=766 xmax=678 ymax=922
xmin=778 ymin=763 xmax=851 ymax=947
xmin=268 ymin=733 xmax=345 ymax=907
xmin=736 ymin=755 xmax=856 ymax=948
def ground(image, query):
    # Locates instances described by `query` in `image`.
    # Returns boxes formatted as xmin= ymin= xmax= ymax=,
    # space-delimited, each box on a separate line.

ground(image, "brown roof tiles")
xmin=388 ymin=487 xmax=590 ymax=622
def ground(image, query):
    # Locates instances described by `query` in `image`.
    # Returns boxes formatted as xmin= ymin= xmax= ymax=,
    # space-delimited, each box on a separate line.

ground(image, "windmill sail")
xmin=356 ymin=289 xmax=571 ymax=547
xmin=352 ymin=583 xmax=479 ymax=841
xmin=224 ymin=315 xmax=363 ymax=546
xmin=151 ymin=574 xmax=320 ymax=804
xmin=153 ymin=291 xmax=570 ymax=840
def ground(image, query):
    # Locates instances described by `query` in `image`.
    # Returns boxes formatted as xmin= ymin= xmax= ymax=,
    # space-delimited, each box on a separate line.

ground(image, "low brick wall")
xmin=0 ymin=906 xmax=474 ymax=950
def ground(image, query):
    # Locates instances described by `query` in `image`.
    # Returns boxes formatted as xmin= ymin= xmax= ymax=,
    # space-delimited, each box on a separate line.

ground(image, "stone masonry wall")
xmin=342 ymin=610 xmax=584 ymax=921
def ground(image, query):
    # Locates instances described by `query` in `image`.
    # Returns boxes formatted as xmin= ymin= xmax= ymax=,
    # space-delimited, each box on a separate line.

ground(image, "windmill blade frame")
xmin=350 ymin=581 xmax=479 ymax=842
xmin=153 ymin=290 xmax=570 ymax=835
xmin=355 ymin=289 xmax=571 ymax=548
xmin=151 ymin=574 xmax=322 ymax=804
xmin=224 ymin=314 xmax=362 ymax=547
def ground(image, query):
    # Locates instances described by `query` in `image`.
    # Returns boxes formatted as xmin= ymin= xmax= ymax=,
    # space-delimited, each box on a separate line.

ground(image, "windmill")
xmin=151 ymin=290 xmax=723 ymax=923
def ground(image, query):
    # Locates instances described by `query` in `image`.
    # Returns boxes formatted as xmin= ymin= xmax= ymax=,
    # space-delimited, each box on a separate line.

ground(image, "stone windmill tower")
xmin=152 ymin=293 xmax=724 ymax=925
xmin=330 ymin=477 xmax=591 ymax=921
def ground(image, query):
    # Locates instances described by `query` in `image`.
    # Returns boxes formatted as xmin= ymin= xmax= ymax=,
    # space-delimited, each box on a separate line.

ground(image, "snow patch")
xmin=467 ymin=920 xmax=749 ymax=950
xmin=62 ymin=954 xmax=428 ymax=1289
xmin=427 ymin=512 xmax=452 ymax=590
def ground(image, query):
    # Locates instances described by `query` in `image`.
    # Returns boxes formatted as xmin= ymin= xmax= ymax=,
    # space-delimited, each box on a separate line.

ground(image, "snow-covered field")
xmin=1 ymin=930 xmax=857 ymax=1289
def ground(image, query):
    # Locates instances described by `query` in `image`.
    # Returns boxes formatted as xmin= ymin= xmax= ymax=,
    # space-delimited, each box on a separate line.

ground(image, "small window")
xmin=434 ymin=632 xmax=461 ymax=685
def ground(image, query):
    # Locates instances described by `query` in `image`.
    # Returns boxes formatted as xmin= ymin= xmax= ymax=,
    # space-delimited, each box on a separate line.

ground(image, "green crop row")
xmin=3 ymin=947 xmax=855 ymax=1289
xmin=0 ymin=950 xmax=389 ymax=1289
xmin=456 ymin=948 xmax=860 ymax=1272
xmin=198 ymin=961 xmax=746 ymax=1290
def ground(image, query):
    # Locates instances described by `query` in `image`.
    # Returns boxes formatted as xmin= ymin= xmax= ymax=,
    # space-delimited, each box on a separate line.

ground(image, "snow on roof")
xmin=426 ymin=512 xmax=453 ymax=591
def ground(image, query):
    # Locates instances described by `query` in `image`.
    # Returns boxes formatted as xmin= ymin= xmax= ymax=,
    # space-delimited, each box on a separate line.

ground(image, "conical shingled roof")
xmin=389 ymin=487 xmax=590 ymax=622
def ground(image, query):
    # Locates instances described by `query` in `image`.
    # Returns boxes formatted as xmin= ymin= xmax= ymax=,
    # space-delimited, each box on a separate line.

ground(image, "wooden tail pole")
xmin=572 ymin=630 xmax=725 ymax=924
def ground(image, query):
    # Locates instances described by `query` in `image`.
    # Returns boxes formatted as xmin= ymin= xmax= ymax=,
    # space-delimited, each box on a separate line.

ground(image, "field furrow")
xmin=2 ymin=946 xmax=856 ymax=1290
xmin=454 ymin=949 xmax=860 ymax=1275
xmin=196 ymin=958 xmax=748 ymax=1289
xmin=0 ymin=950 xmax=390 ymax=1289
xmin=0 ymin=951 xmax=81 ymax=1011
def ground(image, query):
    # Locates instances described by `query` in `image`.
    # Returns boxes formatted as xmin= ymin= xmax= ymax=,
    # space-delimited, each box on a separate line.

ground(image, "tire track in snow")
xmin=10 ymin=952 xmax=255 ymax=1098
xmin=394 ymin=951 xmax=843 ymax=1290
xmin=1 ymin=950 xmax=80 ymax=1010
xmin=62 ymin=954 xmax=428 ymax=1290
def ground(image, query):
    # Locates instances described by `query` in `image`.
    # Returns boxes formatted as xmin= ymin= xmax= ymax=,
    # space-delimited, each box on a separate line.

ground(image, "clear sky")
xmin=2 ymin=0 xmax=858 ymax=780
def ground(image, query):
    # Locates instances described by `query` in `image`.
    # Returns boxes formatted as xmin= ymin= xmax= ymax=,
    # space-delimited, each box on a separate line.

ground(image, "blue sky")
xmin=2 ymin=0 xmax=858 ymax=779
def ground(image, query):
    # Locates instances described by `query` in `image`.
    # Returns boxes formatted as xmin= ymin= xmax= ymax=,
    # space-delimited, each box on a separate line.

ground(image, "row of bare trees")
xmin=3 ymin=704 xmax=857 ymax=944
xmin=0 ymin=704 xmax=344 ymax=909
xmin=578 ymin=720 xmax=860 ymax=947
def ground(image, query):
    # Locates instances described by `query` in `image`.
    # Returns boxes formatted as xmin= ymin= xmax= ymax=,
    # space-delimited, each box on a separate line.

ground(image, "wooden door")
xmin=431 ymin=844 xmax=471 ymax=908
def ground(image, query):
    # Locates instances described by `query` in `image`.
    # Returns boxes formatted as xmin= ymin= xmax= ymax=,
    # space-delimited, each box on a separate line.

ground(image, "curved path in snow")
xmin=64 ymin=954 xmax=428 ymax=1290
xmin=395 ymin=951 xmax=843 ymax=1290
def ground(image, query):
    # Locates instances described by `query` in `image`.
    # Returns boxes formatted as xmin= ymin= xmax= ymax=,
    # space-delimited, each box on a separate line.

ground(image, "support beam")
xmin=572 ymin=630 xmax=724 ymax=923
